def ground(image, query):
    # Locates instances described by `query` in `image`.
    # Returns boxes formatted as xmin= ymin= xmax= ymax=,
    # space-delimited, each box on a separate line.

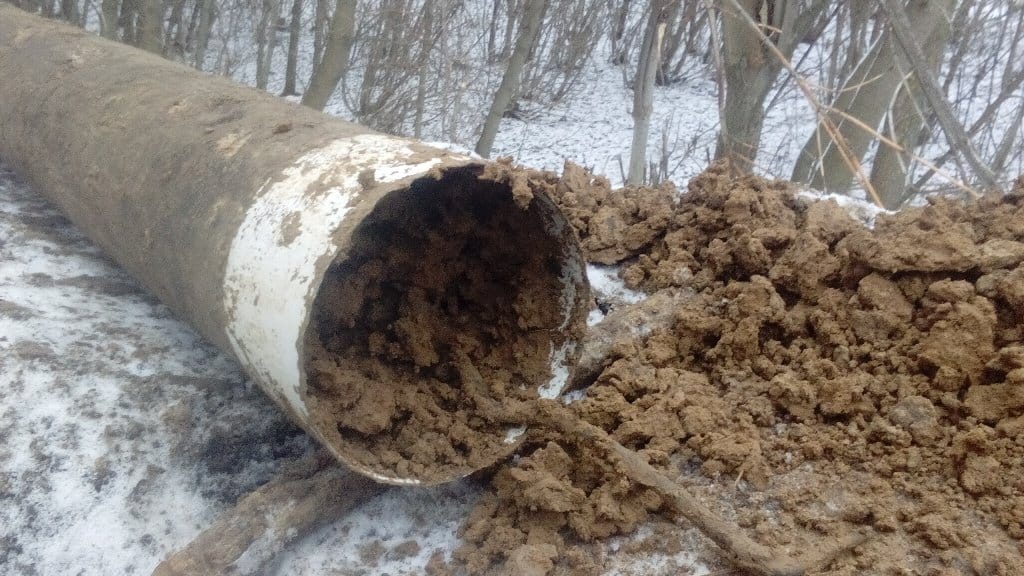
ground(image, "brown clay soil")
xmin=447 ymin=165 xmax=1024 ymax=575
xmin=305 ymin=167 xmax=580 ymax=484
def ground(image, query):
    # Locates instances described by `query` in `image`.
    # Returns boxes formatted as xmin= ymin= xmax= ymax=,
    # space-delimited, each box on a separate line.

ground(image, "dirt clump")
xmin=304 ymin=167 xmax=583 ymax=484
xmin=452 ymin=163 xmax=1024 ymax=575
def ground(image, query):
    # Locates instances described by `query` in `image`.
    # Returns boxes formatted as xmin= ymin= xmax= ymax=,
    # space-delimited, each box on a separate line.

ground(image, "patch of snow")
xmin=0 ymin=166 xmax=308 ymax=575
xmin=797 ymin=187 xmax=890 ymax=228
xmin=561 ymin=389 xmax=587 ymax=405
xmin=276 ymin=481 xmax=481 ymax=575
xmin=588 ymin=264 xmax=645 ymax=305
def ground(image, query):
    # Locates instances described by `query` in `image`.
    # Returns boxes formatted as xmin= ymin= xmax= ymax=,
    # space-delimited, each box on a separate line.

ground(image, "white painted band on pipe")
xmin=221 ymin=135 xmax=586 ymax=484
xmin=224 ymin=135 xmax=450 ymax=426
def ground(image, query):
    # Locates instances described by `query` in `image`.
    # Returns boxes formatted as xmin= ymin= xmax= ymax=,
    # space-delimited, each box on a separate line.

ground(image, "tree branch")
xmin=880 ymin=0 xmax=1002 ymax=193
xmin=153 ymin=452 xmax=385 ymax=576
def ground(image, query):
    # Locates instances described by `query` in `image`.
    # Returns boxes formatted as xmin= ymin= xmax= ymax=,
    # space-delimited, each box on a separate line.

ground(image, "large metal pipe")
xmin=0 ymin=6 xmax=589 ymax=485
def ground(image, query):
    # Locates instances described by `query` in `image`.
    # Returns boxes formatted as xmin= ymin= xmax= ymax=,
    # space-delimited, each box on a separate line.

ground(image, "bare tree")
xmin=880 ymin=0 xmax=1001 ymax=192
xmin=413 ymin=0 xmax=435 ymax=137
xmin=475 ymin=0 xmax=545 ymax=157
xmin=519 ymin=0 xmax=605 ymax=107
xmin=137 ymin=0 xmax=164 ymax=55
xmin=282 ymin=0 xmax=303 ymax=96
xmin=118 ymin=0 xmax=136 ymax=45
xmin=658 ymin=0 xmax=711 ymax=85
xmin=714 ymin=0 xmax=830 ymax=173
xmin=100 ymin=0 xmax=120 ymax=39
xmin=337 ymin=0 xmax=450 ymax=135
xmin=608 ymin=0 xmax=634 ymax=65
xmin=60 ymin=0 xmax=79 ymax=22
xmin=628 ymin=0 xmax=668 ymax=185
xmin=302 ymin=0 xmax=357 ymax=110
xmin=791 ymin=0 xmax=957 ymax=198
xmin=255 ymin=0 xmax=282 ymax=90
xmin=193 ymin=0 xmax=217 ymax=68
xmin=163 ymin=0 xmax=189 ymax=59
xmin=312 ymin=0 xmax=329 ymax=65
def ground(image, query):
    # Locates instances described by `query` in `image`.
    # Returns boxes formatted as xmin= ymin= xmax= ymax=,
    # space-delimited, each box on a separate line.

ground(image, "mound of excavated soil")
xmin=451 ymin=165 xmax=1024 ymax=575
xmin=304 ymin=166 xmax=582 ymax=484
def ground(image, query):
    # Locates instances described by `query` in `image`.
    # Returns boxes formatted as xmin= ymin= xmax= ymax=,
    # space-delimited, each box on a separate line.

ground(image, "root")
xmin=527 ymin=401 xmax=869 ymax=576
xmin=152 ymin=451 xmax=385 ymax=576
xmin=454 ymin=350 xmax=871 ymax=576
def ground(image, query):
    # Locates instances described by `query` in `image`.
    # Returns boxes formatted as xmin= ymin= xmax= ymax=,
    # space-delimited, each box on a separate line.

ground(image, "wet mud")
xmin=452 ymin=165 xmax=1024 ymax=575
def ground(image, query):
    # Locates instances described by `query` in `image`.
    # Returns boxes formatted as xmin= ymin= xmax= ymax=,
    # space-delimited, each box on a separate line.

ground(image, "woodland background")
xmin=8 ymin=0 xmax=1024 ymax=208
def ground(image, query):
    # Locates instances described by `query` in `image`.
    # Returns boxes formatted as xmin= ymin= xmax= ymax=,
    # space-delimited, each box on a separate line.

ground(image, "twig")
xmin=879 ymin=0 xmax=1002 ymax=194
xmin=719 ymin=0 xmax=985 ymax=204
xmin=453 ymin=351 xmax=871 ymax=576
xmin=152 ymin=452 xmax=385 ymax=576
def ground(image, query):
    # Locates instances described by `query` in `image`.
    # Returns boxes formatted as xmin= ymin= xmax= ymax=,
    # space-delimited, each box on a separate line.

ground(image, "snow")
xmin=587 ymin=263 xmax=646 ymax=315
xmin=796 ymin=188 xmax=890 ymax=228
xmin=0 ymin=166 xmax=259 ymax=575
xmin=0 ymin=162 xmax=492 ymax=574
xmin=277 ymin=481 xmax=479 ymax=574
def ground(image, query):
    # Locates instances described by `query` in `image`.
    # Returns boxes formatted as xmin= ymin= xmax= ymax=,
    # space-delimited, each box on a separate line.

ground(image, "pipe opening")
xmin=303 ymin=167 xmax=585 ymax=484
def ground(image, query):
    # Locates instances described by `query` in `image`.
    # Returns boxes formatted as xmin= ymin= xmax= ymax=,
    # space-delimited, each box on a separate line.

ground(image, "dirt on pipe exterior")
xmin=0 ymin=6 xmax=589 ymax=485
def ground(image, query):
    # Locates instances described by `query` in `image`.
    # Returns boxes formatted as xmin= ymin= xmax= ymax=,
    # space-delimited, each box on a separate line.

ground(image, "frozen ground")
xmin=0 ymin=164 xmax=718 ymax=575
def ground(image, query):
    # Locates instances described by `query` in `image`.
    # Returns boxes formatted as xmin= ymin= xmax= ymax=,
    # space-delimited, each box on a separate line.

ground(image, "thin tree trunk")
xmin=869 ymin=83 xmax=927 ymax=209
xmin=282 ymin=0 xmax=302 ymax=96
xmin=100 ymin=0 xmax=120 ymax=38
xmin=791 ymin=0 xmax=955 ymax=194
xmin=78 ymin=0 xmax=90 ymax=26
xmin=193 ymin=0 xmax=215 ymax=69
xmin=628 ymin=1 xmax=667 ymax=185
xmin=60 ymin=0 xmax=79 ymax=22
xmin=791 ymin=34 xmax=898 ymax=191
xmin=164 ymin=0 xmax=186 ymax=59
xmin=413 ymin=0 xmax=435 ymax=138
xmin=118 ymin=0 xmax=135 ymax=45
xmin=879 ymin=0 xmax=1001 ymax=192
xmin=714 ymin=0 xmax=829 ymax=173
xmin=990 ymin=101 xmax=1024 ymax=177
xmin=138 ymin=0 xmax=164 ymax=55
xmin=487 ymin=0 xmax=501 ymax=61
xmin=301 ymin=0 xmax=357 ymax=111
xmin=913 ymin=68 xmax=1024 ymax=191
xmin=656 ymin=0 xmax=682 ymax=85
xmin=172 ymin=0 xmax=187 ymax=58
xmin=499 ymin=0 xmax=518 ymax=60
xmin=474 ymin=0 xmax=545 ymax=158
xmin=870 ymin=3 xmax=953 ymax=209
xmin=312 ymin=0 xmax=329 ymax=67
xmin=610 ymin=0 xmax=632 ymax=65
xmin=255 ymin=0 xmax=281 ymax=90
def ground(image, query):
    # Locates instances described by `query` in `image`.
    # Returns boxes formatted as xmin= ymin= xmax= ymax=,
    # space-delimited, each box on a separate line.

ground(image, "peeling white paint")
xmin=223 ymin=135 xmax=448 ymax=428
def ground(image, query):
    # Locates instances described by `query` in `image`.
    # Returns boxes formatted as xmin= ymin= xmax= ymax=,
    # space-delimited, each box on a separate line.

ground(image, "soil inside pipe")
xmin=304 ymin=167 xmax=579 ymax=484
